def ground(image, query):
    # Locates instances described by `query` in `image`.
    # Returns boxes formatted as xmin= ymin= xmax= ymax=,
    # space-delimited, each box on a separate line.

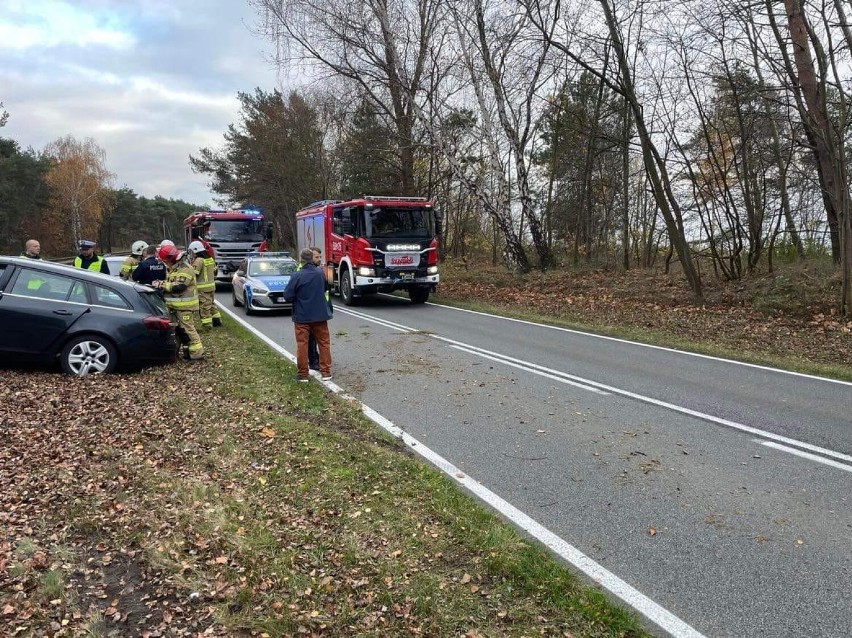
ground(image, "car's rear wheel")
xmin=60 ymin=335 xmax=117 ymax=376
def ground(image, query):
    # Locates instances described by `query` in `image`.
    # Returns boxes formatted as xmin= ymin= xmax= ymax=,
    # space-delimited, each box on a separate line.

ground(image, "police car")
xmin=231 ymin=252 xmax=298 ymax=314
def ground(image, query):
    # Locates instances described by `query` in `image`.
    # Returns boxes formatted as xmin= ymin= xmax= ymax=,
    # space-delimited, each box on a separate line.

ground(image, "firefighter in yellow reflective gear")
xmin=120 ymin=240 xmax=148 ymax=280
xmin=187 ymin=240 xmax=220 ymax=329
xmin=152 ymin=245 xmax=204 ymax=360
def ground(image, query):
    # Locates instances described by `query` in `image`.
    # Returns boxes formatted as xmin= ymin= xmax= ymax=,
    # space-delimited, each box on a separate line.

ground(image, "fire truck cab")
xmin=183 ymin=209 xmax=271 ymax=283
xmin=296 ymin=195 xmax=442 ymax=305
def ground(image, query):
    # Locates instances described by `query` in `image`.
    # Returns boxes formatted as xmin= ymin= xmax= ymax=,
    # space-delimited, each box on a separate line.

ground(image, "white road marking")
xmin=415 ymin=298 xmax=852 ymax=387
xmin=757 ymin=440 xmax=852 ymax=473
xmin=337 ymin=305 xmax=852 ymax=468
xmin=216 ymin=301 xmax=707 ymax=638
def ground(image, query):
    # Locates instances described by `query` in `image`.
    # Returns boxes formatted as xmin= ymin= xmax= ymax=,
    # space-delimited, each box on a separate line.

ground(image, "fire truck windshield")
xmin=205 ymin=219 xmax=265 ymax=242
xmin=364 ymin=207 xmax=432 ymax=239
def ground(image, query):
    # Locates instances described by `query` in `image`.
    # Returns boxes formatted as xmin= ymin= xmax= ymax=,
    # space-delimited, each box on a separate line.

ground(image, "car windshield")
xmin=205 ymin=219 xmax=265 ymax=242
xmin=248 ymin=259 xmax=297 ymax=277
xmin=363 ymin=206 xmax=433 ymax=239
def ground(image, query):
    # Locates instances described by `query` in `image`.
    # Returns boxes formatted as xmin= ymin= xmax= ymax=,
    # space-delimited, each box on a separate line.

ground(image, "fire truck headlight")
xmin=357 ymin=266 xmax=375 ymax=277
xmin=427 ymin=266 xmax=438 ymax=275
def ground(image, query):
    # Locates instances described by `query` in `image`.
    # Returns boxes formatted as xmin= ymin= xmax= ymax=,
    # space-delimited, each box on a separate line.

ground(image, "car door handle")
xmin=53 ymin=309 xmax=73 ymax=316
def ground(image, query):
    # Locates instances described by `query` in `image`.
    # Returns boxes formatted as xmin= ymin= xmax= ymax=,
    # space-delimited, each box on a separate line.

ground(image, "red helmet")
xmin=157 ymin=244 xmax=180 ymax=264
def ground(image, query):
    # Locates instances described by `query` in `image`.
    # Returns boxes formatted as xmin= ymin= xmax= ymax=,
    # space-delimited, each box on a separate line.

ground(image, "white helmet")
xmin=131 ymin=240 xmax=149 ymax=256
xmin=188 ymin=240 xmax=205 ymax=254
xmin=159 ymin=239 xmax=175 ymax=248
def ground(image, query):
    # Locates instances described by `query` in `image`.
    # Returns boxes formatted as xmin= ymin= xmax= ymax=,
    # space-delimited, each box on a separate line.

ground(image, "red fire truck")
xmin=295 ymin=195 xmax=442 ymax=305
xmin=183 ymin=209 xmax=271 ymax=283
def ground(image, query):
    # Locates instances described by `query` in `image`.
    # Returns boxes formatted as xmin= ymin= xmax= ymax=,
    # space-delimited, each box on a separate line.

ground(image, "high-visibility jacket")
xmin=120 ymin=255 xmax=139 ymax=280
xmin=19 ymin=253 xmax=41 ymax=259
xmin=192 ymin=255 xmax=216 ymax=292
xmin=74 ymin=254 xmax=107 ymax=273
xmin=162 ymin=261 xmax=199 ymax=311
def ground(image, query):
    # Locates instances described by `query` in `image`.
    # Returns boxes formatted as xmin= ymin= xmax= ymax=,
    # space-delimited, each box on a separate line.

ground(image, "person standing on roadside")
xmin=283 ymin=248 xmax=332 ymax=382
xmin=20 ymin=239 xmax=41 ymax=259
xmin=120 ymin=240 xmax=148 ymax=280
xmin=152 ymin=245 xmax=204 ymax=361
xmin=73 ymin=240 xmax=110 ymax=274
xmin=132 ymin=245 xmax=167 ymax=285
xmin=187 ymin=240 xmax=220 ymax=330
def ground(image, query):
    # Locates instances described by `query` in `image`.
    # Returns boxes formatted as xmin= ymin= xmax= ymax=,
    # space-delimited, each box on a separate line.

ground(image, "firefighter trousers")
xmin=198 ymin=290 xmax=215 ymax=328
xmin=171 ymin=309 xmax=204 ymax=359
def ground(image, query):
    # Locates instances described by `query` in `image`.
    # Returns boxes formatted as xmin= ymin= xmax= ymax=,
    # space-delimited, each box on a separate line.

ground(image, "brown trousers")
xmin=294 ymin=322 xmax=331 ymax=378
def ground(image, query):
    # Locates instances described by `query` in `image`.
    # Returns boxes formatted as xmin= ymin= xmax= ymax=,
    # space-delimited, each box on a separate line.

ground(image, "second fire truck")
xmin=295 ymin=195 xmax=442 ymax=305
xmin=183 ymin=209 xmax=271 ymax=283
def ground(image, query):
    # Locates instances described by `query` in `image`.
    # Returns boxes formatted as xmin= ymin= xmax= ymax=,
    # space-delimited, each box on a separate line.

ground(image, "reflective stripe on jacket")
xmin=193 ymin=256 xmax=216 ymax=292
xmin=162 ymin=262 xmax=199 ymax=310
xmin=120 ymin=256 xmax=139 ymax=280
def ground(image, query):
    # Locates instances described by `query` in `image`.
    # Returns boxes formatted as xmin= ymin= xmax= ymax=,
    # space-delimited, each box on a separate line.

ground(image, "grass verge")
xmin=0 ymin=321 xmax=650 ymax=637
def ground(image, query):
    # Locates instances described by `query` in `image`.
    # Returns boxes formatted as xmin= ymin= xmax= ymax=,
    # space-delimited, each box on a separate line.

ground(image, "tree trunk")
xmin=598 ymin=0 xmax=703 ymax=301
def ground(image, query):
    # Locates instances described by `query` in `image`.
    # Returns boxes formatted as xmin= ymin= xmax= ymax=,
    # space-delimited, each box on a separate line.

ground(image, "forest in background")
xmin=3 ymin=0 xmax=852 ymax=315
xmin=0 ymin=121 xmax=205 ymax=259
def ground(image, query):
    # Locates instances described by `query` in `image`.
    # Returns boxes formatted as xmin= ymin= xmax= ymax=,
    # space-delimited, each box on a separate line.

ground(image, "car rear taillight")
xmin=143 ymin=316 xmax=173 ymax=331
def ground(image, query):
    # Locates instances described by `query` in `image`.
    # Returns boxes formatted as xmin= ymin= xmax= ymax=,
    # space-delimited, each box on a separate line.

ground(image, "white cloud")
xmin=0 ymin=1 xmax=134 ymax=50
xmin=0 ymin=0 xmax=283 ymax=204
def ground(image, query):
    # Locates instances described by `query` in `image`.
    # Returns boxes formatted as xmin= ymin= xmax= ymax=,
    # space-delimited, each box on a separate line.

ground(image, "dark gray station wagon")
xmin=0 ymin=257 xmax=178 ymax=376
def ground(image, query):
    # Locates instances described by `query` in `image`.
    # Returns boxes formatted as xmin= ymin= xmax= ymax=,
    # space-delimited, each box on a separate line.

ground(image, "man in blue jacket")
xmin=283 ymin=248 xmax=333 ymax=382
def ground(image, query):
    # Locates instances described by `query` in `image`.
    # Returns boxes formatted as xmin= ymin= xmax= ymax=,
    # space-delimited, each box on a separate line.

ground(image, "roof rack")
xmin=363 ymin=195 xmax=428 ymax=202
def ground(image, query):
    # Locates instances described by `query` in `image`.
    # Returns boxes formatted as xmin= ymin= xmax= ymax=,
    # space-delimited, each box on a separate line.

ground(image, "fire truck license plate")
xmin=401 ymin=273 xmax=414 ymax=281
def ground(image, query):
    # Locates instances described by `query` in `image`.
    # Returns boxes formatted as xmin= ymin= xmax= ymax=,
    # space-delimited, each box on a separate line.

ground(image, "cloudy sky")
xmin=0 ymin=0 xmax=284 ymax=206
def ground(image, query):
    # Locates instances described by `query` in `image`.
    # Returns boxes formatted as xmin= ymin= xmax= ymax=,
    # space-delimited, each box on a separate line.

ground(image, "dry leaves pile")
xmin=438 ymin=265 xmax=851 ymax=368
xmin=0 ymin=368 xmax=234 ymax=637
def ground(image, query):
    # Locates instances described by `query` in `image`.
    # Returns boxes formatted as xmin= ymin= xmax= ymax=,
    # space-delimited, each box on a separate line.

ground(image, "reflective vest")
xmin=162 ymin=261 xmax=199 ymax=311
xmin=74 ymin=255 xmax=104 ymax=272
xmin=120 ymin=255 xmax=139 ymax=280
xmin=192 ymin=256 xmax=216 ymax=292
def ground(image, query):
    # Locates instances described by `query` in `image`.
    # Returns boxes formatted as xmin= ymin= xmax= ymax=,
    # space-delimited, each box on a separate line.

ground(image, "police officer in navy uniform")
xmin=132 ymin=245 xmax=167 ymax=285
xmin=74 ymin=239 xmax=110 ymax=274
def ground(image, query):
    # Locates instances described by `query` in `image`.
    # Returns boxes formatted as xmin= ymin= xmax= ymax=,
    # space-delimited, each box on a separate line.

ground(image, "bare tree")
xmin=251 ymin=0 xmax=442 ymax=194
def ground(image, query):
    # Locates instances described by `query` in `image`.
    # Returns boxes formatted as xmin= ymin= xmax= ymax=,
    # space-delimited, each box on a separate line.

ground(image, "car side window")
xmin=91 ymin=284 xmax=130 ymax=310
xmin=11 ymin=269 xmax=75 ymax=300
xmin=69 ymin=280 xmax=88 ymax=304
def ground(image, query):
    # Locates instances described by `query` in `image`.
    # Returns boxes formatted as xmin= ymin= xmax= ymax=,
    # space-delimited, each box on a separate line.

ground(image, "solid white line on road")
xmin=449 ymin=344 xmax=610 ymax=394
xmin=757 ymin=440 xmax=852 ymax=473
xmin=337 ymin=305 xmax=852 ymax=468
xmin=419 ymin=299 xmax=852 ymax=387
xmin=216 ymin=301 xmax=706 ymax=638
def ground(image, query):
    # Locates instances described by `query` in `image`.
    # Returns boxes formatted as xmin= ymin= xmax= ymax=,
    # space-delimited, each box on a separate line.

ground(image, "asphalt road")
xmin=216 ymin=290 xmax=852 ymax=637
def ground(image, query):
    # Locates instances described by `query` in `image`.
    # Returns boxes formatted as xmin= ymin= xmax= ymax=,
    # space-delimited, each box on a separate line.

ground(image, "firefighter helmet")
xmin=157 ymin=244 xmax=180 ymax=264
xmin=131 ymin=240 xmax=148 ymax=256
xmin=159 ymin=239 xmax=175 ymax=248
xmin=187 ymin=240 xmax=205 ymax=254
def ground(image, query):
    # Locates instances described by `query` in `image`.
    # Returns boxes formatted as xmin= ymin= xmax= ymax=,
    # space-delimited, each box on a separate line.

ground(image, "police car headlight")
xmin=252 ymin=284 xmax=269 ymax=295
xmin=427 ymin=266 xmax=438 ymax=275
xmin=357 ymin=266 xmax=375 ymax=277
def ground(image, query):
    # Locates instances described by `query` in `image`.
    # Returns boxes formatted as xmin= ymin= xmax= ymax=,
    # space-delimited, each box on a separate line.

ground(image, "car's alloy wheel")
xmin=61 ymin=335 xmax=117 ymax=376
